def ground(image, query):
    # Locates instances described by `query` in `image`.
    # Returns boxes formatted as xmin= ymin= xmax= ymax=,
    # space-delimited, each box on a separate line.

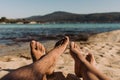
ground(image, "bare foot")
xmin=46 ymin=36 xmax=69 ymax=75
xmin=30 ymin=40 xmax=45 ymax=62
xmin=33 ymin=36 xmax=69 ymax=76
xmin=70 ymin=42 xmax=84 ymax=77
xmin=30 ymin=37 xmax=69 ymax=75
xmin=70 ymin=42 xmax=98 ymax=80
xmin=85 ymin=53 xmax=99 ymax=80
xmin=86 ymin=53 xmax=96 ymax=66
xmin=47 ymin=36 xmax=69 ymax=58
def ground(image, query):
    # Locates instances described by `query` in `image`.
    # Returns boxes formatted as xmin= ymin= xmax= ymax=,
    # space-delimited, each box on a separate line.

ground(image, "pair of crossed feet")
xmin=30 ymin=36 xmax=96 ymax=78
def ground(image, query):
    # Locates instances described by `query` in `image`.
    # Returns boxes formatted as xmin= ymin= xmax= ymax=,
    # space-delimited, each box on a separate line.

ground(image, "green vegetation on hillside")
xmin=1 ymin=11 xmax=120 ymax=24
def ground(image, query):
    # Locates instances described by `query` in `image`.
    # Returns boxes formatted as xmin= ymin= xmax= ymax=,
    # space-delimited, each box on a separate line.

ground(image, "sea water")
xmin=0 ymin=23 xmax=120 ymax=44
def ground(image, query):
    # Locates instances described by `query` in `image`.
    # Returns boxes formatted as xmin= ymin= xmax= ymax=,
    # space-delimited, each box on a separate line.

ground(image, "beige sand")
xmin=0 ymin=30 xmax=120 ymax=80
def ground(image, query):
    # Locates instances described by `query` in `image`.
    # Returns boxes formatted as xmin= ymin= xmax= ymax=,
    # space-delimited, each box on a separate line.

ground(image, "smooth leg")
xmin=70 ymin=42 xmax=110 ymax=80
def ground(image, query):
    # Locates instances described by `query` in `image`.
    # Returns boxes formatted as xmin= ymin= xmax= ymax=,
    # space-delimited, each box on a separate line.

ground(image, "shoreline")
xmin=0 ymin=29 xmax=120 ymax=57
xmin=0 ymin=30 xmax=120 ymax=80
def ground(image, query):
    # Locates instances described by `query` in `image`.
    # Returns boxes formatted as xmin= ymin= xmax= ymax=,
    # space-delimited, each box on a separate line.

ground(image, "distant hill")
xmin=25 ymin=11 xmax=120 ymax=23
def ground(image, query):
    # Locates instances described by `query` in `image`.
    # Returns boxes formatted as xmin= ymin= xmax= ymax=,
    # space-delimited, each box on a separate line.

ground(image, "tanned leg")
xmin=30 ymin=40 xmax=56 ymax=75
xmin=30 ymin=37 xmax=69 ymax=75
xmin=1 ymin=37 xmax=69 ymax=80
xmin=70 ymin=42 xmax=83 ymax=77
xmin=70 ymin=42 xmax=98 ymax=80
xmin=30 ymin=40 xmax=48 ymax=80
xmin=30 ymin=37 xmax=69 ymax=77
xmin=1 ymin=41 xmax=47 ymax=80
xmin=84 ymin=53 xmax=99 ymax=80
xmin=32 ymin=36 xmax=69 ymax=76
xmin=30 ymin=40 xmax=54 ymax=76
xmin=70 ymin=42 xmax=90 ymax=80
xmin=70 ymin=42 xmax=110 ymax=80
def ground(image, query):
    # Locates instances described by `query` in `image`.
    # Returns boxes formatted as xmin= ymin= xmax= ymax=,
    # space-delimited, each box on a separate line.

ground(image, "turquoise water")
xmin=0 ymin=23 xmax=120 ymax=44
xmin=0 ymin=23 xmax=120 ymax=29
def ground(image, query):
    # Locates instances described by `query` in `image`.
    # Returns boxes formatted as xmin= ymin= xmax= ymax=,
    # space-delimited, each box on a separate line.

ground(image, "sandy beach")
xmin=0 ymin=30 xmax=120 ymax=80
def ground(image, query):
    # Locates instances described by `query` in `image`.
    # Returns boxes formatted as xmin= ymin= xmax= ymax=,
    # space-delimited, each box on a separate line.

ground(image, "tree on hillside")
xmin=0 ymin=17 xmax=8 ymax=22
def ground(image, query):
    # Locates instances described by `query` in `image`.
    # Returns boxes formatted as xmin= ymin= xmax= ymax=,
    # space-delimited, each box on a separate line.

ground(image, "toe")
xmin=86 ymin=53 xmax=95 ymax=63
xmin=64 ymin=36 xmax=69 ymax=44
xmin=30 ymin=40 xmax=36 ymax=50
xmin=70 ymin=42 xmax=75 ymax=49
xmin=37 ymin=42 xmax=45 ymax=54
xmin=36 ymin=42 xmax=40 ymax=50
xmin=41 ymin=45 xmax=45 ymax=54
xmin=39 ymin=43 xmax=42 ymax=50
xmin=55 ymin=36 xmax=69 ymax=48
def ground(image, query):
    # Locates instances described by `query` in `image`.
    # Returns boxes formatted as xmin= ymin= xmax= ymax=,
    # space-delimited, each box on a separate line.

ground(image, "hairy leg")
xmin=30 ymin=40 xmax=54 ymax=75
xmin=1 ymin=41 xmax=47 ymax=80
xmin=30 ymin=39 xmax=67 ymax=75
xmin=32 ymin=36 xmax=69 ymax=75
xmin=1 ymin=37 xmax=69 ymax=80
xmin=30 ymin=40 xmax=48 ymax=80
xmin=1 ymin=63 xmax=46 ymax=80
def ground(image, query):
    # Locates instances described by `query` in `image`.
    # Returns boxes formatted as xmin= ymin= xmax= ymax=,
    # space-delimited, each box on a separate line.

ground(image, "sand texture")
xmin=0 ymin=30 xmax=120 ymax=80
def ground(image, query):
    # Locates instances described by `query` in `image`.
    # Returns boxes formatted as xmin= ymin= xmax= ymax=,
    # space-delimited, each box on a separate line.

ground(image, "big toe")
xmin=86 ymin=53 xmax=95 ymax=65
xmin=70 ymin=42 xmax=75 ymax=49
xmin=55 ymin=36 xmax=69 ymax=47
xmin=64 ymin=36 xmax=69 ymax=45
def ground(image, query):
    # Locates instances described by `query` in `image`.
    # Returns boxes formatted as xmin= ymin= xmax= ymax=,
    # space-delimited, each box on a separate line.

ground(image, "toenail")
xmin=32 ymin=40 xmax=36 ymax=43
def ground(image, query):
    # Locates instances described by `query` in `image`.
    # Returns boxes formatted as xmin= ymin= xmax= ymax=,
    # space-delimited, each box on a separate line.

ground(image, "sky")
xmin=0 ymin=0 xmax=120 ymax=18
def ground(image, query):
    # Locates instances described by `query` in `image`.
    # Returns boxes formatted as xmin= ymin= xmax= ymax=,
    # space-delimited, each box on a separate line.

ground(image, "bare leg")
xmin=33 ymin=36 xmax=69 ymax=74
xmin=85 ymin=53 xmax=99 ymax=80
xmin=30 ymin=37 xmax=69 ymax=76
xmin=70 ymin=42 xmax=110 ymax=80
xmin=47 ymin=37 xmax=70 ymax=75
xmin=30 ymin=40 xmax=49 ymax=79
xmin=70 ymin=44 xmax=97 ymax=79
xmin=1 ymin=37 xmax=69 ymax=80
xmin=1 ymin=41 xmax=47 ymax=80
xmin=70 ymin=42 xmax=89 ymax=80
xmin=70 ymin=42 xmax=95 ymax=78
xmin=30 ymin=40 xmax=58 ymax=75
xmin=70 ymin=42 xmax=83 ymax=77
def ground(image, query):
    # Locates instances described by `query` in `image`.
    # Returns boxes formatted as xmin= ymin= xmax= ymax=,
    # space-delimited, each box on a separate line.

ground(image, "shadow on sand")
xmin=1 ymin=69 xmax=15 ymax=72
xmin=47 ymin=72 xmax=81 ymax=80
xmin=1 ymin=69 xmax=81 ymax=80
